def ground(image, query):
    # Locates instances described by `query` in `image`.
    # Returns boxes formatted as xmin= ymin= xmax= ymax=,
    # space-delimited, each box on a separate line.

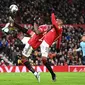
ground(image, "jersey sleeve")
xmin=76 ymin=48 xmax=81 ymax=51
xmin=56 ymin=34 xmax=62 ymax=49
xmin=27 ymin=29 xmax=34 ymax=36
xmin=51 ymin=13 xmax=58 ymax=29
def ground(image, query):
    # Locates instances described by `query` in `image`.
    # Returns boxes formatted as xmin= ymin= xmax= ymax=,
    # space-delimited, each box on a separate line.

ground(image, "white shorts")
xmin=21 ymin=37 xmax=30 ymax=44
xmin=22 ymin=43 xmax=33 ymax=57
xmin=40 ymin=40 xmax=49 ymax=57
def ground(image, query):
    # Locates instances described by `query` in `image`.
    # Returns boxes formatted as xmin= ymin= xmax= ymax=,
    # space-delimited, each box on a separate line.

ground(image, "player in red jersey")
xmin=27 ymin=24 xmax=51 ymax=49
xmin=40 ymin=13 xmax=63 ymax=81
xmin=20 ymin=23 xmax=52 ymax=57
xmin=21 ymin=23 xmax=51 ymax=57
xmin=18 ymin=23 xmax=52 ymax=82
xmin=18 ymin=13 xmax=63 ymax=82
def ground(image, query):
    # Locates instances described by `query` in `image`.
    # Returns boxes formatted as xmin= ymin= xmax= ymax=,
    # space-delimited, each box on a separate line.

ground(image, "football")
xmin=9 ymin=4 xmax=18 ymax=13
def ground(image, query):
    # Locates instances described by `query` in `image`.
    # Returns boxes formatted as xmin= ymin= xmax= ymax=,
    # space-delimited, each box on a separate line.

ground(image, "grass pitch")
xmin=0 ymin=72 xmax=85 ymax=85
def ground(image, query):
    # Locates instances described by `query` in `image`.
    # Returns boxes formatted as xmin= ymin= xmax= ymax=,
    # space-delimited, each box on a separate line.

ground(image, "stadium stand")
xmin=0 ymin=0 xmax=85 ymax=66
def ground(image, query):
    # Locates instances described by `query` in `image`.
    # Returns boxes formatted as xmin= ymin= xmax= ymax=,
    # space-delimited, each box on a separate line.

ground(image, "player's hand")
xmin=51 ymin=8 xmax=55 ymax=13
xmin=2 ymin=27 xmax=9 ymax=33
xmin=33 ymin=16 xmax=40 ymax=24
xmin=73 ymin=49 xmax=76 ymax=52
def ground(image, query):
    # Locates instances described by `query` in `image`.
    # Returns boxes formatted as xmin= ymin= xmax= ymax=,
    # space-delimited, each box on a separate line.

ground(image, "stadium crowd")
xmin=0 ymin=0 xmax=85 ymax=66
xmin=0 ymin=0 xmax=85 ymax=24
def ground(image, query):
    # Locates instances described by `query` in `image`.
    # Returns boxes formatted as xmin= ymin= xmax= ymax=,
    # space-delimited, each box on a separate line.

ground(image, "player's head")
xmin=56 ymin=19 xmax=63 ymax=26
xmin=9 ymin=4 xmax=18 ymax=14
xmin=81 ymin=34 xmax=85 ymax=42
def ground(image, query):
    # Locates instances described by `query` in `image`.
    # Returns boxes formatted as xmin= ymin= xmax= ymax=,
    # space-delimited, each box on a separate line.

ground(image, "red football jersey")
xmin=43 ymin=13 xmax=63 ymax=47
xmin=28 ymin=25 xmax=49 ymax=49
xmin=44 ymin=28 xmax=62 ymax=46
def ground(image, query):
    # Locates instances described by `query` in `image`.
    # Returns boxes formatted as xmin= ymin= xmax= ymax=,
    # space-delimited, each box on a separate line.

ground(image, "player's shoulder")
xmin=80 ymin=41 xmax=85 ymax=45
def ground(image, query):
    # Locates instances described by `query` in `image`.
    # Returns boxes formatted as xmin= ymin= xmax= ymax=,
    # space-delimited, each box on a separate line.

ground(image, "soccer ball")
xmin=2 ymin=27 xmax=9 ymax=33
xmin=9 ymin=4 xmax=18 ymax=13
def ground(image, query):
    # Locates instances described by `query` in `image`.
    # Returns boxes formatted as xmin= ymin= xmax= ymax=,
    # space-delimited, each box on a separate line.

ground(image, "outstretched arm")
xmin=33 ymin=22 xmax=41 ymax=34
xmin=14 ymin=22 xmax=28 ymax=33
xmin=51 ymin=13 xmax=58 ymax=29
xmin=73 ymin=47 xmax=81 ymax=52
xmin=1 ymin=23 xmax=10 ymax=33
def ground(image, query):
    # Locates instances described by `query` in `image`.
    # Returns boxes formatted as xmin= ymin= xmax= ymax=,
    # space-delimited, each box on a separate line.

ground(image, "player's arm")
xmin=1 ymin=16 xmax=12 ymax=32
xmin=46 ymin=25 xmax=52 ymax=32
xmin=2 ymin=23 xmax=10 ymax=30
xmin=1 ymin=22 xmax=10 ymax=33
xmin=33 ymin=22 xmax=41 ymax=34
xmin=73 ymin=42 xmax=82 ymax=52
xmin=56 ymin=34 xmax=62 ymax=52
xmin=51 ymin=13 xmax=59 ymax=30
xmin=73 ymin=43 xmax=82 ymax=52
xmin=14 ymin=22 xmax=28 ymax=33
xmin=27 ymin=29 xmax=35 ymax=37
xmin=2 ymin=15 xmax=15 ymax=33
xmin=76 ymin=48 xmax=82 ymax=51
xmin=73 ymin=47 xmax=82 ymax=52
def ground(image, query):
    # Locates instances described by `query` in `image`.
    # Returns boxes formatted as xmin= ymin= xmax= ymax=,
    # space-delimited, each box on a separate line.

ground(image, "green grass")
xmin=0 ymin=72 xmax=85 ymax=85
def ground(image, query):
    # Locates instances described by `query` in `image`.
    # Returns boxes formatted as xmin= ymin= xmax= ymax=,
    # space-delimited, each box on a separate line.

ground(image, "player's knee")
xmin=42 ymin=57 xmax=47 ymax=64
xmin=22 ymin=46 xmax=33 ymax=58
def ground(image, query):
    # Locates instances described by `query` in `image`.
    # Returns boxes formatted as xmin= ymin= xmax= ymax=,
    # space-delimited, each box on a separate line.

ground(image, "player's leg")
xmin=40 ymin=40 xmax=56 ymax=81
xmin=22 ymin=43 xmax=40 ymax=82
